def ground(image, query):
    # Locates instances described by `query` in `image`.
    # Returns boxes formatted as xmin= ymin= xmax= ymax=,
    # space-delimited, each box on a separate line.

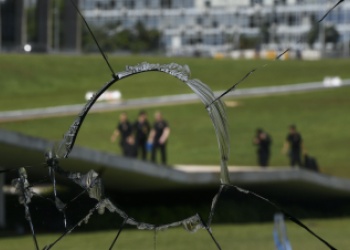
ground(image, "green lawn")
xmin=1 ymin=54 xmax=350 ymax=111
xmin=1 ymin=55 xmax=350 ymax=250
xmin=1 ymin=86 xmax=349 ymax=177
xmin=0 ymin=217 xmax=348 ymax=249
xmin=1 ymin=55 xmax=350 ymax=176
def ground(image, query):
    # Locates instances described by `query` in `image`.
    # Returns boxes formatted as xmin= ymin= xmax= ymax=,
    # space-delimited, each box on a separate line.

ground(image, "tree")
xmin=307 ymin=14 xmax=319 ymax=49
xmin=239 ymin=35 xmax=260 ymax=49
xmin=325 ymin=25 xmax=340 ymax=44
xmin=260 ymin=21 xmax=270 ymax=44
xmin=82 ymin=21 xmax=121 ymax=52
xmin=26 ymin=6 xmax=38 ymax=44
xmin=82 ymin=21 xmax=161 ymax=53
xmin=131 ymin=21 xmax=161 ymax=53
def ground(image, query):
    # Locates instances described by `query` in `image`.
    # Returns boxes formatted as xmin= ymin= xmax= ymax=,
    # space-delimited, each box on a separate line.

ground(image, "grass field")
xmin=1 ymin=87 xmax=349 ymax=177
xmin=0 ymin=217 xmax=348 ymax=249
xmin=1 ymin=54 xmax=350 ymax=111
xmin=1 ymin=55 xmax=349 ymax=176
xmin=1 ymin=55 xmax=350 ymax=249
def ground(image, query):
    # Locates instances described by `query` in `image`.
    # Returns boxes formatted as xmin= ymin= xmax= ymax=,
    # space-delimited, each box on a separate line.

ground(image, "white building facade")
xmin=81 ymin=0 xmax=350 ymax=56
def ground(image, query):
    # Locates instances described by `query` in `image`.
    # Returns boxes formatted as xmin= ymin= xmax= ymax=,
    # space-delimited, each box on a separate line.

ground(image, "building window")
xmin=96 ymin=1 xmax=102 ymax=9
xmin=251 ymin=0 xmax=263 ymax=5
xmin=287 ymin=14 xmax=296 ymax=26
xmin=110 ymin=0 xmax=116 ymax=8
xmin=124 ymin=0 xmax=135 ymax=9
xmin=249 ymin=16 xmax=255 ymax=28
xmin=161 ymin=0 xmax=172 ymax=9
xmin=273 ymin=0 xmax=286 ymax=5
xmin=205 ymin=1 xmax=211 ymax=8
xmin=197 ymin=17 xmax=202 ymax=25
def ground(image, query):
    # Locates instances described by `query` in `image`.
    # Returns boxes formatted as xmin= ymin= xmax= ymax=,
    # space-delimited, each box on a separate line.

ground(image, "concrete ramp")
xmin=1 ymin=129 xmax=350 ymax=200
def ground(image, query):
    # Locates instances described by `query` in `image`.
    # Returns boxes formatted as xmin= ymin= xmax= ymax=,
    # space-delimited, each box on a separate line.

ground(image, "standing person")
xmin=283 ymin=124 xmax=303 ymax=167
xmin=253 ymin=128 xmax=272 ymax=167
xmin=148 ymin=111 xmax=170 ymax=165
xmin=110 ymin=112 xmax=132 ymax=156
xmin=133 ymin=110 xmax=151 ymax=160
xmin=124 ymin=135 xmax=138 ymax=158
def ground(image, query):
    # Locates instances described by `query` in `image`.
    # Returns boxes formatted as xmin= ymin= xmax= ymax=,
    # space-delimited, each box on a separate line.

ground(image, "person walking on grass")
xmin=282 ymin=124 xmax=303 ymax=167
xmin=110 ymin=112 xmax=133 ymax=156
xmin=148 ymin=111 xmax=170 ymax=165
xmin=253 ymin=128 xmax=272 ymax=167
xmin=133 ymin=110 xmax=151 ymax=160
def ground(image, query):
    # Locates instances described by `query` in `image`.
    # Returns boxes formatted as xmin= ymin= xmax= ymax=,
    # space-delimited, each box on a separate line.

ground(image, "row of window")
xmin=83 ymin=0 xmax=335 ymax=10
xmin=86 ymin=8 xmax=350 ymax=31
xmin=83 ymin=0 xmax=194 ymax=10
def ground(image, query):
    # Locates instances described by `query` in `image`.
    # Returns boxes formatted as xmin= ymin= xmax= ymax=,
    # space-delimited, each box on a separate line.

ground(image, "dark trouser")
xmin=120 ymin=141 xmax=127 ymax=156
xmin=258 ymin=152 xmax=269 ymax=167
xmin=290 ymin=150 xmax=302 ymax=167
xmin=136 ymin=139 xmax=147 ymax=160
xmin=151 ymin=143 xmax=167 ymax=165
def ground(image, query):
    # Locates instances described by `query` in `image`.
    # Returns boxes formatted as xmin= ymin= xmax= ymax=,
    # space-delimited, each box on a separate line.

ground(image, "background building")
xmin=0 ymin=0 xmax=349 ymax=56
xmin=82 ymin=0 xmax=350 ymax=57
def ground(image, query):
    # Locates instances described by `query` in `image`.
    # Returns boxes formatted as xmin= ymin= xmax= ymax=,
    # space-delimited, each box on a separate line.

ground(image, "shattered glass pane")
xmin=2 ymin=0 xmax=344 ymax=249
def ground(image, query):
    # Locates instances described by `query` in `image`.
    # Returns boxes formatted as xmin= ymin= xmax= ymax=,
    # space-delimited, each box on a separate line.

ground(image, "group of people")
xmin=111 ymin=113 xmax=315 ymax=169
xmin=253 ymin=125 xmax=318 ymax=170
xmin=110 ymin=110 xmax=170 ymax=165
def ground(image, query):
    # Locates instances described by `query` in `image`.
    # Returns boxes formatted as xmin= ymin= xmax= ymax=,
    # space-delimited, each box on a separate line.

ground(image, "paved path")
xmin=174 ymin=165 xmax=286 ymax=172
xmin=0 ymin=79 xmax=349 ymax=122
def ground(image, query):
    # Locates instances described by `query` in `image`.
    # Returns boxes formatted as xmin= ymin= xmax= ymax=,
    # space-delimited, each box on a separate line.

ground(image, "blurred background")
xmin=1 ymin=0 xmax=349 ymax=57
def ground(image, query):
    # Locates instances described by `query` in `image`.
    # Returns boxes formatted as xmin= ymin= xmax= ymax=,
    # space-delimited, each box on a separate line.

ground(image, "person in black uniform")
xmin=283 ymin=124 xmax=303 ymax=167
xmin=133 ymin=110 xmax=151 ymax=160
xmin=253 ymin=128 xmax=272 ymax=167
xmin=148 ymin=111 xmax=170 ymax=165
xmin=110 ymin=112 xmax=132 ymax=156
xmin=124 ymin=135 xmax=138 ymax=158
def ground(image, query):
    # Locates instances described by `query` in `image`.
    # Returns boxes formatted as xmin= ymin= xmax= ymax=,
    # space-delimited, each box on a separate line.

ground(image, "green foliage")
xmin=307 ymin=13 xmax=340 ymax=48
xmin=115 ymin=29 xmax=133 ymax=50
xmin=26 ymin=7 xmax=37 ymax=43
xmin=307 ymin=14 xmax=319 ymax=49
xmin=307 ymin=28 xmax=319 ymax=49
xmin=82 ymin=21 xmax=121 ymax=52
xmin=239 ymin=35 xmax=260 ymax=49
xmin=82 ymin=21 xmax=161 ymax=53
xmin=260 ymin=21 xmax=270 ymax=44
xmin=325 ymin=25 xmax=340 ymax=44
